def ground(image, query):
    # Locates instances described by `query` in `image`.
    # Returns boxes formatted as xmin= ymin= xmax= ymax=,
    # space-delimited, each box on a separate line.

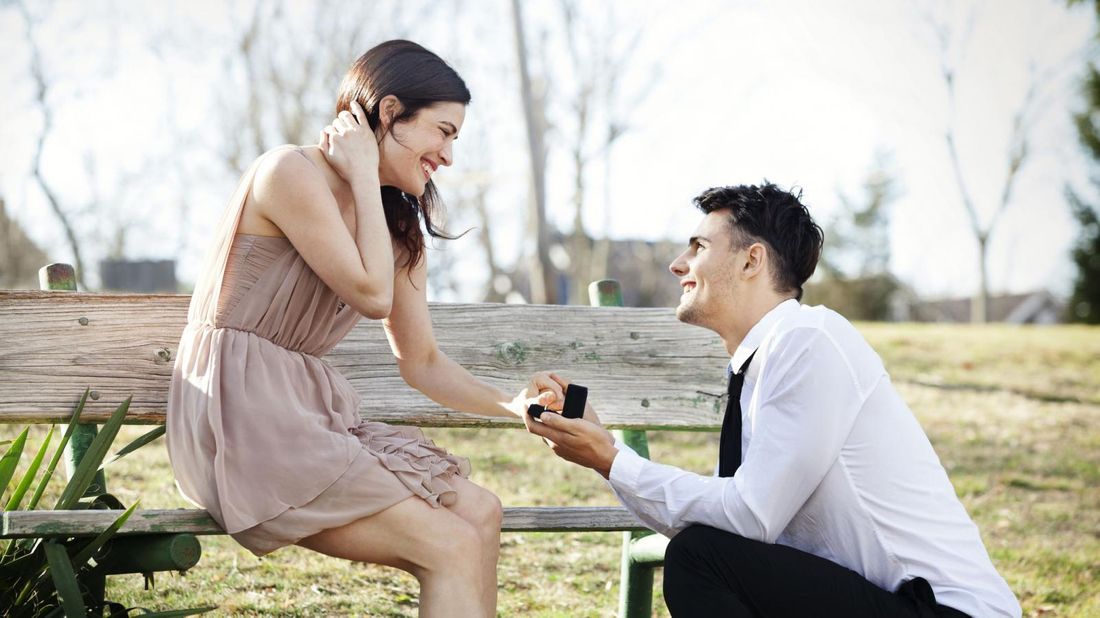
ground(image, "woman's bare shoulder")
xmin=241 ymin=147 xmax=333 ymax=236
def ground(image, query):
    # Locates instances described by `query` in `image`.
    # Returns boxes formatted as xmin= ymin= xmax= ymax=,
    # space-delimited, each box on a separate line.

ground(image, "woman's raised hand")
xmin=320 ymin=100 xmax=380 ymax=185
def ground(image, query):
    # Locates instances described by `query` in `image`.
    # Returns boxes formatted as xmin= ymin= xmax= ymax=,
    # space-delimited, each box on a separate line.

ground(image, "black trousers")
xmin=662 ymin=526 xmax=970 ymax=618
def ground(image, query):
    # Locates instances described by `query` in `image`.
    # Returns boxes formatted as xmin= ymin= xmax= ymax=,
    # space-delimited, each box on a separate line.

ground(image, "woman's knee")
xmin=417 ymin=518 xmax=484 ymax=575
xmin=457 ymin=484 xmax=503 ymax=535
xmin=481 ymin=490 xmax=503 ymax=532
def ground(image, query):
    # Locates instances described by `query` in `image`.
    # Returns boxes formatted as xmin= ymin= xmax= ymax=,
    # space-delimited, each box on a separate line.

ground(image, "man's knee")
xmin=666 ymin=525 xmax=732 ymax=568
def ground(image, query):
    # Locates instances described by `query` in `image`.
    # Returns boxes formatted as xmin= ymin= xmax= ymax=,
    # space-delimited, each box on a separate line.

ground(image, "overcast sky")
xmin=0 ymin=0 xmax=1095 ymax=302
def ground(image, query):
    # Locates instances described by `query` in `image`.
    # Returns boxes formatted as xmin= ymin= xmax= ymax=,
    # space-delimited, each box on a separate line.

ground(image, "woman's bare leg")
xmin=298 ymin=496 xmax=490 ymax=617
xmin=444 ymin=477 xmax=504 ymax=614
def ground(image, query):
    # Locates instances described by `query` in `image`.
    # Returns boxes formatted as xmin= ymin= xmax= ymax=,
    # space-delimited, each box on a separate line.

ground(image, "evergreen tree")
xmin=1068 ymin=0 xmax=1100 ymax=323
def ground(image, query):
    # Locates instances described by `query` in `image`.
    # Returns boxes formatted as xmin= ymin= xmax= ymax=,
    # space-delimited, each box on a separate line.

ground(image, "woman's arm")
xmin=382 ymin=252 xmax=559 ymax=418
xmin=251 ymin=102 xmax=394 ymax=319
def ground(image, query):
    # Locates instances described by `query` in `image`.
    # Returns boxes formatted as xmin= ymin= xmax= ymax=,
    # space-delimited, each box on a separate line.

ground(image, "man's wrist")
xmin=596 ymin=438 xmax=619 ymax=479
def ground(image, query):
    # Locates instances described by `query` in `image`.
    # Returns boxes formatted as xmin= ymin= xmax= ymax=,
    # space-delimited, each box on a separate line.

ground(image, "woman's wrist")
xmin=348 ymin=171 xmax=382 ymax=200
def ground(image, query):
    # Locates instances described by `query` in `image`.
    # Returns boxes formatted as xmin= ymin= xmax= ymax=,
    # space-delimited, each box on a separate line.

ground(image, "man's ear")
xmin=742 ymin=242 xmax=768 ymax=280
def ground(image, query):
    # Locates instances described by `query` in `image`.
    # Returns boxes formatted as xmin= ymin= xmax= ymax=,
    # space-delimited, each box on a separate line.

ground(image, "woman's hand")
xmin=512 ymin=371 xmax=567 ymax=418
xmin=320 ymin=100 xmax=380 ymax=186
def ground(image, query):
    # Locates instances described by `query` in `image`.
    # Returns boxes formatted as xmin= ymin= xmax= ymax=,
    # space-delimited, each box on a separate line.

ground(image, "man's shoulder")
xmin=774 ymin=303 xmax=856 ymax=339
xmin=772 ymin=304 xmax=884 ymax=374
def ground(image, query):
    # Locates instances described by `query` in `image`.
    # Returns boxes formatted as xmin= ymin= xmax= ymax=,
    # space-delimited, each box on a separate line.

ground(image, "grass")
xmin=3 ymin=323 xmax=1099 ymax=616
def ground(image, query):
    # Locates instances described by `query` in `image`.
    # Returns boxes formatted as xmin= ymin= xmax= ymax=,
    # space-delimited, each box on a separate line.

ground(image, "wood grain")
xmin=1 ymin=506 xmax=647 ymax=538
xmin=0 ymin=292 xmax=730 ymax=429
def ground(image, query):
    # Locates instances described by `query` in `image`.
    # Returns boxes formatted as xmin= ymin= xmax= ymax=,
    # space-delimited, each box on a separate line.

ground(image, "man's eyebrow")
xmin=688 ymin=235 xmax=710 ymax=247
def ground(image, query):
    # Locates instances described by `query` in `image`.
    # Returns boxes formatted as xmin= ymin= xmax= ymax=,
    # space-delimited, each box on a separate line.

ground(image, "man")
xmin=524 ymin=184 xmax=1020 ymax=617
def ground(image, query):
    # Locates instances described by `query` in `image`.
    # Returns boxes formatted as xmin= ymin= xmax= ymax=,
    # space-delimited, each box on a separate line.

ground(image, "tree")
xmin=1067 ymin=0 xmax=1100 ymax=323
xmin=510 ymin=0 xmax=557 ymax=305
xmin=925 ymin=3 xmax=1075 ymax=322
xmin=16 ymin=0 xmax=88 ymax=289
xmin=804 ymin=154 xmax=901 ymax=321
xmin=556 ymin=0 xmax=654 ymax=304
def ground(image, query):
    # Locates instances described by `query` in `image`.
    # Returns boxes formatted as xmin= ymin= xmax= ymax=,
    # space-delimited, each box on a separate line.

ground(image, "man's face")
xmin=669 ymin=211 xmax=742 ymax=329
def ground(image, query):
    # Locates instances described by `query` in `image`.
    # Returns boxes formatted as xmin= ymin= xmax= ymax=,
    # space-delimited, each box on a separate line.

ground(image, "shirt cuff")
xmin=608 ymin=438 xmax=647 ymax=491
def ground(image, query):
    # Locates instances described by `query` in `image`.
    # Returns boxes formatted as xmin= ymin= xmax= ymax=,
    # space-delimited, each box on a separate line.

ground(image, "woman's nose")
xmin=440 ymin=141 xmax=453 ymax=167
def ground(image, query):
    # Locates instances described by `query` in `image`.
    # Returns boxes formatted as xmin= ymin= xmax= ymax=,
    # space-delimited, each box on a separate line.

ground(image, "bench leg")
xmin=619 ymin=530 xmax=656 ymax=618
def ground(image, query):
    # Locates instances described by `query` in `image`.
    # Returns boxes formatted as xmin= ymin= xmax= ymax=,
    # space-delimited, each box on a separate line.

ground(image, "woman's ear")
xmin=377 ymin=95 xmax=403 ymax=132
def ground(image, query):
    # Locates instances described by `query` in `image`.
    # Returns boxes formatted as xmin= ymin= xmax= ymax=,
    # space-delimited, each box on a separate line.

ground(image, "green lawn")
xmin=4 ymin=323 xmax=1099 ymax=616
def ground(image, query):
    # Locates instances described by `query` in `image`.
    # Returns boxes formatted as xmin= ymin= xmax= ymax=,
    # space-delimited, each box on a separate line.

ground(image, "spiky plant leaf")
xmin=0 ymin=428 xmax=29 ymax=504
xmin=6 ymin=426 xmax=55 ymax=511
xmin=28 ymin=389 xmax=90 ymax=510
xmin=44 ymin=541 xmax=86 ymax=617
xmin=55 ymin=397 xmax=130 ymax=510
xmin=101 ymin=426 xmax=165 ymax=469
xmin=68 ymin=501 xmax=138 ymax=568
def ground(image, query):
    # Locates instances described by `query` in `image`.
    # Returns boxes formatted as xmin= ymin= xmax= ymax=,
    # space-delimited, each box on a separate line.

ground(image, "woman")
xmin=166 ymin=40 xmax=558 ymax=618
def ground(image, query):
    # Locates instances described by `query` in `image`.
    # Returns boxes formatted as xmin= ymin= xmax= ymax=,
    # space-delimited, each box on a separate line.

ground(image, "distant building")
xmin=905 ymin=290 xmax=1064 ymax=324
xmin=100 ymin=259 xmax=178 ymax=293
xmin=500 ymin=236 xmax=683 ymax=308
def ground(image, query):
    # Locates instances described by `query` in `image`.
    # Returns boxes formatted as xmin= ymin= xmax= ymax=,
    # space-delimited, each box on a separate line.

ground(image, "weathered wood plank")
xmin=1 ymin=506 xmax=646 ymax=538
xmin=0 ymin=292 xmax=729 ymax=429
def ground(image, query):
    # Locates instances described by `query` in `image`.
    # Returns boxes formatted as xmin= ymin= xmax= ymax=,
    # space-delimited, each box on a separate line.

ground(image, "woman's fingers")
xmin=338 ymin=110 xmax=357 ymax=127
xmin=350 ymin=100 xmax=366 ymax=124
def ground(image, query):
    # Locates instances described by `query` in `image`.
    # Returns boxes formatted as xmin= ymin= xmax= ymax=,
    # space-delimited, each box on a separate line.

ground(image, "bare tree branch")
xmin=17 ymin=0 xmax=88 ymax=289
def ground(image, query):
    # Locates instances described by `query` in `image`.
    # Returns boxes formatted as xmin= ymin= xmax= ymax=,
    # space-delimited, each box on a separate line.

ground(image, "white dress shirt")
xmin=607 ymin=299 xmax=1021 ymax=617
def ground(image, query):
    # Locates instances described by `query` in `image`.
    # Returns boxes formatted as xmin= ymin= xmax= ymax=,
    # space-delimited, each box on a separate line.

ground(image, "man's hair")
xmin=693 ymin=182 xmax=823 ymax=300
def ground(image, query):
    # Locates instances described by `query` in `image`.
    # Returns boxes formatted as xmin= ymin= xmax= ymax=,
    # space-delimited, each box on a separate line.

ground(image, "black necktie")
xmin=719 ymin=352 xmax=756 ymax=478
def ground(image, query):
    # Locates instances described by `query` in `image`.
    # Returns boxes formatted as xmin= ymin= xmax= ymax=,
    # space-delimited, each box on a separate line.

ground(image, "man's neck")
xmin=718 ymin=294 xmax=793 ymax=357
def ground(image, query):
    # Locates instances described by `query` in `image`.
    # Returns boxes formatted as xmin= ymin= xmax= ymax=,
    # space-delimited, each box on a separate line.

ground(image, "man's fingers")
xmin=539 ymin=411 xmax=578 ymax=435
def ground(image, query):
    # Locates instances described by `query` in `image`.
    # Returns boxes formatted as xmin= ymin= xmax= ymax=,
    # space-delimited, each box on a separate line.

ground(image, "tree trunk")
xmin=511 ymin=0 xmax=556 ymax=304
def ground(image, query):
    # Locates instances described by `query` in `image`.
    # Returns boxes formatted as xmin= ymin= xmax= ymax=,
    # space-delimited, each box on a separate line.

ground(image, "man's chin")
xmin=675 ymin=304 xmax=698 ymax=325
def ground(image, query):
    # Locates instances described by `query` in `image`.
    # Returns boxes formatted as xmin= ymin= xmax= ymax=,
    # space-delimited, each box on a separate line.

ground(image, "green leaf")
xmin=55 ymin=397 xmax=131 ymax=510
xmin=0 ymin=428 xmax=30 ymax=504
xmin=6 ymin=426 xmax=55 ymax=511
xmin=44 ymin=541 xmax=86 ymax=618
xmin=28 ymin=389 xmax=90 ymax=510
xmin=101 ymin=425 xmax=165 ymax=469
xmin=68 ymin=501 xmax=138 ymax=569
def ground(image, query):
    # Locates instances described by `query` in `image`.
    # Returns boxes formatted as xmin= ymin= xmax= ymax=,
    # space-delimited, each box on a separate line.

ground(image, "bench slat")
xmin=1 ymin=506 xmax=646 ymax=538
xmin=0 ymin=292 xmax=728 ymax=429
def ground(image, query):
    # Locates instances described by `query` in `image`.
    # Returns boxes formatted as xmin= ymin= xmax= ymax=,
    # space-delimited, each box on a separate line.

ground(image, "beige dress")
xmin=166 ymin=147 xmax=469 ymax=556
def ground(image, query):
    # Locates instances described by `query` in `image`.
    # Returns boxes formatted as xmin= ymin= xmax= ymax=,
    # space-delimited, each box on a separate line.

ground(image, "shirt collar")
xmin=727 ymin=298 xmax=800 ymax=377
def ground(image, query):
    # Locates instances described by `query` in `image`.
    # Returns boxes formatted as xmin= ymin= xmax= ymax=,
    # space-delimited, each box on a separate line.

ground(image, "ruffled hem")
xmin=351 ymin=421 xmax=471 ymax=507
xmin=229 ymin=421 xmax=471 ymax=556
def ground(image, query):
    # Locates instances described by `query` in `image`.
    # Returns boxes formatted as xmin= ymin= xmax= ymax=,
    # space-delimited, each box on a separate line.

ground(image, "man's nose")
xmin=669 ymin=252 xmax=688 ymax=277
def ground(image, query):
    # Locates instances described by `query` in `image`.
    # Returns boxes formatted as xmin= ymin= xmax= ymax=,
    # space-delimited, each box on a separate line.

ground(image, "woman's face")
xmin=377 ymin=102 xmax=466 ymax=197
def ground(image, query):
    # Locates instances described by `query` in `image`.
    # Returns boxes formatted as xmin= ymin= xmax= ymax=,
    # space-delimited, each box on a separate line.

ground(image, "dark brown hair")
xmin=693 ymin=182 xmax=823 ymax=301
xmin=335 ymin=40 xmax=471 ymax=270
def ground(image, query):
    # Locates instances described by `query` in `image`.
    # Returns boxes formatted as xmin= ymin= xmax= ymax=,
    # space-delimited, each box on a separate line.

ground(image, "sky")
xmin=0 ymin=0 xmax=1095 ymax=303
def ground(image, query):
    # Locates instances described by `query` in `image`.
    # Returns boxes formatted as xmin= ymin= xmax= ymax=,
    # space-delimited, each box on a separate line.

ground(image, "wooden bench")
xmin=1 ymin=264 xmax=730 ymax=616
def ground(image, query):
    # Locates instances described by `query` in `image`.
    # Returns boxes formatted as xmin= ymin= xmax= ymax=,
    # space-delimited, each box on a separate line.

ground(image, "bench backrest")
xmin=0 ymin=291 xmax=729 ymax=429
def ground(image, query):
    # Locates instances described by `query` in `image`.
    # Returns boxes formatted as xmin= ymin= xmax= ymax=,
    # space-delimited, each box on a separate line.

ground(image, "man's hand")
xmin=525 ymin=398 xmax=618 ymax=479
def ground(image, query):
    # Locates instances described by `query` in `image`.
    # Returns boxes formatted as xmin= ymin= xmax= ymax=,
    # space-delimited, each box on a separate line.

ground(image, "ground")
xmin=4 ymin=323 xmax=1098 ymax=616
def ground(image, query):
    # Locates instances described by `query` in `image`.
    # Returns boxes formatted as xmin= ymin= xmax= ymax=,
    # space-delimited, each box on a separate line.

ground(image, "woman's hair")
xmin=335 ymin=40 xmax=471 ymax=270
